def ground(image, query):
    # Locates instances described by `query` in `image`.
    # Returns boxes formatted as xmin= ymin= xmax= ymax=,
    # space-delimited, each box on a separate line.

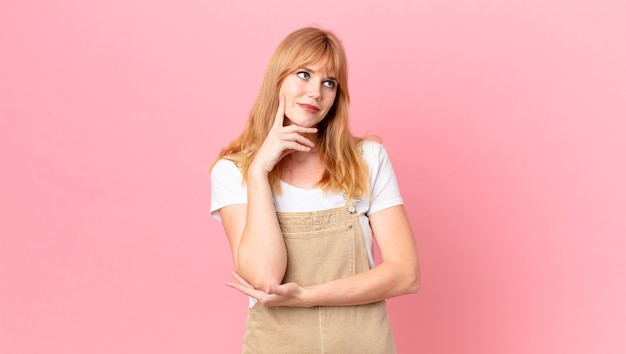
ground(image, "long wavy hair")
xmin=212 ymin=27 xmax=369 ymax=199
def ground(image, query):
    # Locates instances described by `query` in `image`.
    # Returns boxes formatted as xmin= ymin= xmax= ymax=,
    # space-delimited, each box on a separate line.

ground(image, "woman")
xmin=210 ymin=27 xmax=420 ymax=353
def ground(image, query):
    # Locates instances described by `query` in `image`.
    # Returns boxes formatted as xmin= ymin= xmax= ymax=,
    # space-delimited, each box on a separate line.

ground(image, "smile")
xmin=298 ymin=103 xmax=320 ymax=114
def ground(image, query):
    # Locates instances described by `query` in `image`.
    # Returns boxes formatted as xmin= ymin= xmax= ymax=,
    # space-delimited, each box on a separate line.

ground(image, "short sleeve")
xmin=210 ymin=159 xmax=248 ymax=221
xmin=362 ymin=141 xmax=404 ymax=216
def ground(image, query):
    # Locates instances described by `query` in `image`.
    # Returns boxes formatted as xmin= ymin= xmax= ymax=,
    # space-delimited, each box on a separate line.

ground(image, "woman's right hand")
xmin=250 ymin=95 xmax=318 ymax=174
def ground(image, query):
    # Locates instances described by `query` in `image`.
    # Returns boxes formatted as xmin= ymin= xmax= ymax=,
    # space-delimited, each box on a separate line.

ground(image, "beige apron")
xmin=242 ymin=201 xmax=397 ymax=353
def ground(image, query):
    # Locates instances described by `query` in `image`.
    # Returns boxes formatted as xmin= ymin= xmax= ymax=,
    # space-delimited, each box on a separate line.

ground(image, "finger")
xmin=279 ymin=132 xmax=316 ymax=148
xmin=272 ymin=95 xmax=285 ymax=129
xmin=282 ymin=141 xmax=313 ymax=153
xmin=267 ymin=284 xmax=287 ymax=296
xmin=226 ymin=280 xmax=268 ymax=296
xmin=273 ymin=282 xmax=298 ymax=296
xmin=230 ymin=271 xmax=254 ymax=289
xmin=226 ymin=282 xmax=257 ymax=297
xmin=226 ymin=282 xmax=281 ymax=306
xmin=282 ymin=124 xmax=318 ymax=135
xmin=266 ymin=284 xmax=278 ymax=295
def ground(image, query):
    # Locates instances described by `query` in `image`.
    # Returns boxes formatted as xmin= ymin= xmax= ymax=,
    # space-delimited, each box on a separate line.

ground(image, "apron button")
xmin=348 ymin=224 xmax=353 ymax=228
xmin=348 ymin=206 xmax=356 ymax=213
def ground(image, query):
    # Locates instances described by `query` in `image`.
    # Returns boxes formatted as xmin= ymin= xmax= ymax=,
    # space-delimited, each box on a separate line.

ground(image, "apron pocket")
xmin=282 ymin=223 xmax=356 ymax=286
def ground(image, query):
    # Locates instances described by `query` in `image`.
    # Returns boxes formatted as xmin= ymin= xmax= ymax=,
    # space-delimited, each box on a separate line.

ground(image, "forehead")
xmin=300 ymin=61 xmax=336 ymax=78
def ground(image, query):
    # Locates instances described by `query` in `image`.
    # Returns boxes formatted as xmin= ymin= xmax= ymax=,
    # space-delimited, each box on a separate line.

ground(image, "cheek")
xmin=283 ymin=104 xmax=294 ymax=119
xmin=324 ymin=92 xmax=337 ymax=109
xmin=279 ymin=78 xmax=298 ymax=97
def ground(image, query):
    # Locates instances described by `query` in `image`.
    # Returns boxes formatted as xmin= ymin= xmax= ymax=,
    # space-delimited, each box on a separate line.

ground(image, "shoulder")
xmin=211 ymin=158 xmax=242 ymax=178
xmin=361 ymin=139 xmax=386 ymax=154
xmin=360 ymin=140 xmax=404 ymax=214
xmin=360 ymin=139 xmax=392 ymax=166
xmin=210 ymin=158 xmax=245 ymax=191
xmin=210 ymin=158 xmax=247 ymax=220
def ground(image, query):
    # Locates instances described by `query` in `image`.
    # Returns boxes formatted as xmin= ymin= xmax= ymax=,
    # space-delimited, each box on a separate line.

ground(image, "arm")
xmin=305 ymin=204 xmax=420 ymax=306
xmin=220 ymin=172 xmax=285 ymax=293
xmin=219 ymin=96 xmax=317 ymax=292
xmin=227 ymin=204 xmax=420 ymax=306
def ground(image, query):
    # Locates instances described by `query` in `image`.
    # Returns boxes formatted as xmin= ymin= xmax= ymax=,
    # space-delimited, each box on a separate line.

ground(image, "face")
xmin=279 ymin=61 xmax=337 ymax=128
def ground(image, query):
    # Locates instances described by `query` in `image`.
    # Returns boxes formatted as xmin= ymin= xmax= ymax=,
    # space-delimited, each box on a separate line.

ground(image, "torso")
xmin=280 ymin=152 xmax=326 ymax=189
xmin=211 ymin=140 xmax=404 ymax=270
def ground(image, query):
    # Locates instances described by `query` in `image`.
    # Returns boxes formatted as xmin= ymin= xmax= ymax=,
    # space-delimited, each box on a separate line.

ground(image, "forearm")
xmin=303 ymin=260 xmax=420 ymax=307
xmin=303 ymin=207 xmax=420 ymax=307
xmin=236 ymin=169 xmax=287 ymax=291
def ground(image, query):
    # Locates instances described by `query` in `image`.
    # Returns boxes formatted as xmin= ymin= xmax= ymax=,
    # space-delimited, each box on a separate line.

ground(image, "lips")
xmin=298 ymin=103 xmax=320 ymax=114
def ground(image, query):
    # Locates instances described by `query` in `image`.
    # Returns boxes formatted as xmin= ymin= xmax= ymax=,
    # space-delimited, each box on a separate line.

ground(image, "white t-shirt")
xmin=210 ymin=140 xmax=404 ymax=268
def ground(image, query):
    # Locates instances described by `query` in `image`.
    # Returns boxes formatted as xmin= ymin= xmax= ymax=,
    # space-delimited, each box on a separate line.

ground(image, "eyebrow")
xmin=301 ymin=67 xmax=337 ymax=81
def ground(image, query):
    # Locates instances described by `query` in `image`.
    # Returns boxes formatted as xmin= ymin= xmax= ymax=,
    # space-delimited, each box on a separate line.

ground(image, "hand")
xmin=226 ymin=271 xmax=310 ymax=307
xmin=250 ymin=96 xmax=318 ymax=173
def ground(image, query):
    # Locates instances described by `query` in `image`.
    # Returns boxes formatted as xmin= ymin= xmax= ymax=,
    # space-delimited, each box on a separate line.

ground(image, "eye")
xmin=322 ymin=80 xmax=336 ymax=89
xmin=297 ymin=71 xmax=310 ymax=80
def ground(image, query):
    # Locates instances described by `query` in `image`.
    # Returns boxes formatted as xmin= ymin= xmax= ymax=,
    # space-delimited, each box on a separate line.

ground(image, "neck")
xmin=288 ymin=149 xmax=318 ymax=163
xmin=291 ymin=131 xmax=320 ymax=160
xmin=282 ymin=148 xmax=326 ymax=187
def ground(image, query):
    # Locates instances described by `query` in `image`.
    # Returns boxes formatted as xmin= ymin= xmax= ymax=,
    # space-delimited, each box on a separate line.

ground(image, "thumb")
xmin=272 ymin=95 xmax=285 ymax=128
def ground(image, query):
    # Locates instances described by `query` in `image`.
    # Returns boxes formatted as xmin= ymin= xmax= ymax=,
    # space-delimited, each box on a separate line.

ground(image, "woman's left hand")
xmin=226 ymin=271 xmax=310 ymax=307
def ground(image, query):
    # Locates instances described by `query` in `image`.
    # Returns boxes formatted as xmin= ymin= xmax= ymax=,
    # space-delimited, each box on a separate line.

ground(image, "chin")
xmin=286 ymin=116 xmax=321 ymax=128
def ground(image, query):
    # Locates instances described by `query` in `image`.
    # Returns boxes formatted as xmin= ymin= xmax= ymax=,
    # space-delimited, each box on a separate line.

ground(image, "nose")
xmin=307 ymin=80 xmax=321 ymax=100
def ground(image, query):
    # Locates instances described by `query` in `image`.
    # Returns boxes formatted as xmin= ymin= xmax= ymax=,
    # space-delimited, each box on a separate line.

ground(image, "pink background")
xmin=1 ymin=0 xmax=625 ymax=353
